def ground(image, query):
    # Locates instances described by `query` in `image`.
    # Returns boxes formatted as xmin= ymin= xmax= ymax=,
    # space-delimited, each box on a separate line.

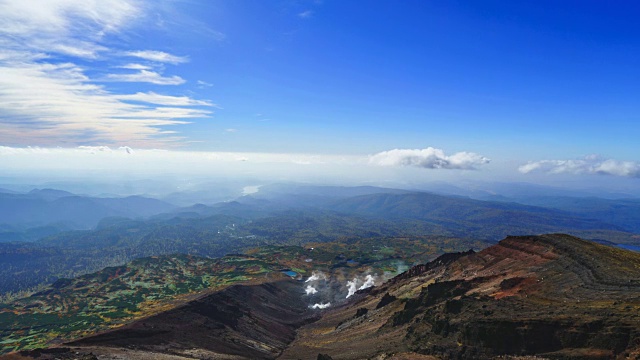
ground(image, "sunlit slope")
xmin=283 ymin=234 xmax=640 ymax=359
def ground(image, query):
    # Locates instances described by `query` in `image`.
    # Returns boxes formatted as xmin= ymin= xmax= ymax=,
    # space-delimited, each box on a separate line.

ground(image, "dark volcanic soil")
xmin=66 ymin=280 xmax=314 ymax=359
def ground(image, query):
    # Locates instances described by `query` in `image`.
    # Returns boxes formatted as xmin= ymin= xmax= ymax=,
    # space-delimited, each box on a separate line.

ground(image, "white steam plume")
xmin=305 ymin=271 xmax=328 ymax=282
xmin=358 ymin=274 xmax=376 ymax=290
xmin=346 ymin=274 xmax=379 ymax=298
xmin=346 ymin=278 xmax=358 ymax=298
xmin=311 ymin=302 xmax=331 ymax=309
xmin=305 ymin=285 xmax=318 ymax=295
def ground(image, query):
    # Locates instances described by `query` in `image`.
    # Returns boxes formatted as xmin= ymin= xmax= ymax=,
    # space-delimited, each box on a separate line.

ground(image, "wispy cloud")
xmin=370 ymin=147 xmax=490 ymax=170
xmin=197 ymin=80 xmax=213 ymax=88
xmin=106 ymin=70 xmax=186 ymax=85
xmin=0 ymin=0 xmax=212 ymax=147
xmin=119 ymin=63 xmax=153 ymax=70
xmin=0 ymin=59 xmax=211 ymax=146
xmin=115 ymin=92 xmax=213 ymax=106
xmin=124 ymin=50 xmax=188 ymax=64
xmin=519 ymin=155 xmax=640 ymax=178
xmin=0 ymin=0 xmax=139 ymax=58
xmin=77 ymin=145 xmax=133 ymax=154
xmin=298 ymin=10 xmax=313 ymax=18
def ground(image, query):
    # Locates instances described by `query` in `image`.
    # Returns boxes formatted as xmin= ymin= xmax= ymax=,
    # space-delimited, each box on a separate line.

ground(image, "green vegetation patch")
xmin=0 ymin=236 xmax=488 ymax=354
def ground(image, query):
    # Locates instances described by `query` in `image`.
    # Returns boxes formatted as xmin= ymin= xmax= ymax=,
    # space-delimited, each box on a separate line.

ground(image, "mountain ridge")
xmin=7 ymin=234 xmax=640 ymax=359
xmin=0 ymin=191 xmax=177 ymax=243
xmin=282 ymin=234 xmax=640 ymax=359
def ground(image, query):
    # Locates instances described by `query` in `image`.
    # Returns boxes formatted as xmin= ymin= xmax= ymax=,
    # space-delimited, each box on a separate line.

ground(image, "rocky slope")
xmin=8 ymin=234 xmax=640 ymax=359
xmin=69 ymin=280 xmax=313 ymax=359
xmin=7 ymin=280 xmax=314 ymax=360
xmin=281 ymin=234 xmax=640 ymax=359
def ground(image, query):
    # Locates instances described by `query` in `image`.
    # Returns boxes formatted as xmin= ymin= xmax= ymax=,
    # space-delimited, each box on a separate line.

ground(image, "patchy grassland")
xmin=0 ymin=236 xmax=487 ymax=354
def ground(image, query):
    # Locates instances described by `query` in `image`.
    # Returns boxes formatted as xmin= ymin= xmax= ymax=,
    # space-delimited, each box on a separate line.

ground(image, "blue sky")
xmin=1 ymin=0 xmax=639 ymax=188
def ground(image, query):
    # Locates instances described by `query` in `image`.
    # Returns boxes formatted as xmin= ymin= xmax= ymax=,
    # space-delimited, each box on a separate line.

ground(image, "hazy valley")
xmin=1 ymin=183 xmax=640 ymax=359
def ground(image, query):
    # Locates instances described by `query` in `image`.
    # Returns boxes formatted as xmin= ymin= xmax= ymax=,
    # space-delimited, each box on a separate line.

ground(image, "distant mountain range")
xmin=513 ymin=196 xmax=640 ymax=233
xmin=234 ymin=186 xmax=640 ymax=242
xmin=3 ymin=183 xmax=640 ymax=242
xmin=1 ymin=184 xmax=639 ymax=297
xmin=324 ymin=191 xmax=625 ymax=235
xmin=0 ymin=189 xmax=176 ymax=241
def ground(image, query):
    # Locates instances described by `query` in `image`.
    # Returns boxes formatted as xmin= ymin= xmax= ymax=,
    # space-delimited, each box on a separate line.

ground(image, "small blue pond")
xmin=282 ymin=270 xmax=298 ymax=277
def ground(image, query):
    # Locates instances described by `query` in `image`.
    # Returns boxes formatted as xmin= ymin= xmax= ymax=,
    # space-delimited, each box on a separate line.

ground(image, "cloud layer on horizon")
xmin=0 ymin=145 xmax=359 ymax=169
xmin=369 ymin=147 xmax=490 ymax=170
xmin=0 ymin=145 xmax=386 ymax=186
xmin=519 ymin=155 xmax=640 ymax=178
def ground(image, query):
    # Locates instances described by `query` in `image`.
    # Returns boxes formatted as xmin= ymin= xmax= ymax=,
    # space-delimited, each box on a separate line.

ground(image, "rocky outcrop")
xmin=282 ymin=234 xmax=640 ymax=359
xmin=390 ymin=249 xmax=475 ymax=284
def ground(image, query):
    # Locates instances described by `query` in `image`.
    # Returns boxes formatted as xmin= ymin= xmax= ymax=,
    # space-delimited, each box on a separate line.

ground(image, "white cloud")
xmin=124 ymin=50 xmax=188 ymax=64
xmin=370 ymin=147 xmax=490 ymax=170
xmin=48 ymin=42 xmax=107 ymax=59
xmin=519 ymin=155 xmax=640 ymax=178
xmin=115 ymin=92 xmax=213 ymax=106
xmin=0 ymin=0 xmax=139 ymax=58
xmin=298 ymin=10 xmax=313 ymax=18
xmin=77 ymin=146 xmax=114 ymax=153
xmin=106 ymin=70 xmax=186 ymax=85
xmin=0 ymin=60 xmax=208 ymax=146
xmin=225 ymin=128 xmax=238 ymax=133
xmin=0 ymin=0 xmax=215 ymax=147
xmin=119 ymin=63 xmax=152 ymax=70
xmin=78 ymin=145 xmax=135 ymax=155
xmin=197 ymin=80 xmax=213 ymax=87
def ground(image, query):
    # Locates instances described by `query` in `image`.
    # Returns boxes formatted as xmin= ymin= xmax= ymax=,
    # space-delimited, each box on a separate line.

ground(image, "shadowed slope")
xmin=69 ymin=280 xmax=312 ymax=359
